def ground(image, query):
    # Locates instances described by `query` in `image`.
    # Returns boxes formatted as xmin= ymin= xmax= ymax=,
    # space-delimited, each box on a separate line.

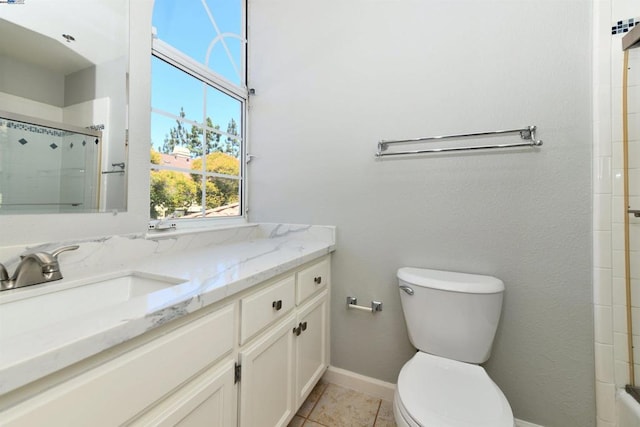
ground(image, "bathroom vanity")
xmin=0 ymin=224 xmax=334 ymax=427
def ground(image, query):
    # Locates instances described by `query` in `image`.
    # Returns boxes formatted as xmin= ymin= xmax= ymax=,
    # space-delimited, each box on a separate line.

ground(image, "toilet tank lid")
xmin=397 ymin=267 xmax=504 ymax=294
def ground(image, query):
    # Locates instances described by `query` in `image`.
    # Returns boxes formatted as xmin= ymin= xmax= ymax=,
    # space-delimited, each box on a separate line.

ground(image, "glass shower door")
xmin=623 ymin=46 xmax=640 ymax=398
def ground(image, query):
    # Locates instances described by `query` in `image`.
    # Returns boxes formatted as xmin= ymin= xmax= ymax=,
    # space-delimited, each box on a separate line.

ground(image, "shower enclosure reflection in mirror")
xmin=0 ymin=111 xmax=102 ymax=214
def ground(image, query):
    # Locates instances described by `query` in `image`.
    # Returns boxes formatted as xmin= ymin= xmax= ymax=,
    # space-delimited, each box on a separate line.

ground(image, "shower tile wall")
xmin=594 ymin=0 xmax=640 ymax=425
xmin=0 ymin=120 xmax=64 ymax=212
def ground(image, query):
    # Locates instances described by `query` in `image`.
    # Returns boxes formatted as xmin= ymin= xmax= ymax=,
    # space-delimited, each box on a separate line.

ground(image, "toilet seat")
xmin=396 ymin=352 xmax=514 ymax=427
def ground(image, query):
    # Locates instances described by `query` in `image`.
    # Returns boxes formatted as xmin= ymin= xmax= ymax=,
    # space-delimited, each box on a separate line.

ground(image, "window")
xmin=150 ymin=0 xmax=246 ymax=221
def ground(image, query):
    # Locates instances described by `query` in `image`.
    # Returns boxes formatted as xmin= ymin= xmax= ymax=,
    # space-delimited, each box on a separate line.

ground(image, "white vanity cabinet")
xmin=0 ymin=255 xmax=330 ymax=427
xmin=238 ymin=258 xmax=330 ymax=427
xmin=0 ymin=304 xmax=236 ymax=427
xmin=127 ymin=360 xmax=238 ymax=427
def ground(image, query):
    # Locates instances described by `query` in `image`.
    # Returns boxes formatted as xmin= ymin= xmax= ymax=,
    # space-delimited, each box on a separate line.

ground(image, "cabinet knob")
xmin=314 ymin=276 xmax=322 ymax=284
xmin=293 ymin=322 xmax=307 ymax=336
xmin=272 ymin=300 xmax=282 ymax=311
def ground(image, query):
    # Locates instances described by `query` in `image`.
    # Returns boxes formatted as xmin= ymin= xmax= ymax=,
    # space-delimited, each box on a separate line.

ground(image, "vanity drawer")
xmin=296 ymin=257 xmax=330 ymax=305
xmin=1 ymin=304 xmax=235 ymax=427
xmin=240 ymin=275 xmax=295 ymax=344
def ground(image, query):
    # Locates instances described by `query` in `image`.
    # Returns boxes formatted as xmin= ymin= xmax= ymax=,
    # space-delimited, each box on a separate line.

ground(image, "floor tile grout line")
xmin=302 ymin=420 xmax=329 ymax=427
xmin=304 ymin=381 xmax=329 ymax=426
xmin=372 ymin=399 xmax=382 ymax=426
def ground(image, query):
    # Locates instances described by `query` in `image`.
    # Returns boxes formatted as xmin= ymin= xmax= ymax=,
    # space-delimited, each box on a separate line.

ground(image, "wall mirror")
xmin=0 ymin=0 xmax=129 ymax=214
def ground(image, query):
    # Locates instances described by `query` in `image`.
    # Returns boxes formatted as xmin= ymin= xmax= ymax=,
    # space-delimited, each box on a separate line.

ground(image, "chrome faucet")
xmin=0 ymin=245 xmax=79 ymax=291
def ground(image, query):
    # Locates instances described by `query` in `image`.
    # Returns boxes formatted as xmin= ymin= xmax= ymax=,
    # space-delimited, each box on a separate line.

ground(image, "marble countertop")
xmin=0 ymin=223 xmax=336 ymax=395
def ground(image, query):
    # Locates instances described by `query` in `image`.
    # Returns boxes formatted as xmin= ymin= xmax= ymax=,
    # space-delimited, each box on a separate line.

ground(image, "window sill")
xmin=145 ymin=218 xmax=255 ymax=240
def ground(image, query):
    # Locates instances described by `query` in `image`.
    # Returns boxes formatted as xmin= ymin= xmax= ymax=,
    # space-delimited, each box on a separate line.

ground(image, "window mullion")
xmin=152 ymin=107 xmax=243 ymax=143
xmin=201 ymin=80 xmax=207 ymax=217
xmin=152 ymin=39 xmax=247 ymax=101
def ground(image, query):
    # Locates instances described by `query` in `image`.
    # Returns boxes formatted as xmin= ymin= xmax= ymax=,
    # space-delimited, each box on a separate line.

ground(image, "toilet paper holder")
xmin=346 ymin=296 xmax=383 ymax=313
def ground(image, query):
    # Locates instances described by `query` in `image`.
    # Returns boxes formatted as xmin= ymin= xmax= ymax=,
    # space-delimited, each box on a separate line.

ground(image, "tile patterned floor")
xmin=288 ymin=380 xmax=397 ymax=427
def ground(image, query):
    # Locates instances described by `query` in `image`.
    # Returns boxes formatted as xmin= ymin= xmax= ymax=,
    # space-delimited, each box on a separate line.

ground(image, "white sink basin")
xmin=0 ymin=272 xmax=186 ymax=341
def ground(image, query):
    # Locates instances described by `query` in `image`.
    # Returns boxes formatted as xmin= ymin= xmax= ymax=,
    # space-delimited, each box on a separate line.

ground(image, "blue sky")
xmin=150 ymin=0 xmax=243 ymax=154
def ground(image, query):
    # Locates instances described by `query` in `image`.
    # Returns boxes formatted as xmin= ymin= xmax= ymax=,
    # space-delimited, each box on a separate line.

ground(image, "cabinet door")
xmin=239 ymin=314 xmax=296 ymax=427
xmin=295 ymin=290 xmax=329 ymax=408
xmin=127 ymin=360 xmax=237 ymax=427
xmin=0 ymin=304 xmax=235 ymax=427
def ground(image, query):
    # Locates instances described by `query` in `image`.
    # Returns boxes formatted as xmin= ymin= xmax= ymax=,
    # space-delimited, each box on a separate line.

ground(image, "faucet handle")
xmin=0 ymin=264 xmax=8 ymax=282
xmin=51 ymin=245 xmax=80 ymax=259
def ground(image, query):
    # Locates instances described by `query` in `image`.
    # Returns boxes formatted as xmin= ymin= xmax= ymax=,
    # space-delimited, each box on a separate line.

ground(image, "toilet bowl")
xmin=395 ymin=267 xmax=515 ymax=427
xmin=393 ymin=352 xmax=513 ymax=427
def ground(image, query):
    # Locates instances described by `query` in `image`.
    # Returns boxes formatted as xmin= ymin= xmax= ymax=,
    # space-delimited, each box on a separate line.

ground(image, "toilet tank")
xmin=397 ymin=267 xmax=504 ymax=364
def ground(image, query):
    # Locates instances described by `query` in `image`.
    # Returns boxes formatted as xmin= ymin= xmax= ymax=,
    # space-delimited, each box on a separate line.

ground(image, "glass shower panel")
xmin=0 ymin=116 xmax=101 ymax=214
xmin=630 ymin=94 xmax=640 ymax=335
xmin=625 ymin=46 xmax=640 ymax=393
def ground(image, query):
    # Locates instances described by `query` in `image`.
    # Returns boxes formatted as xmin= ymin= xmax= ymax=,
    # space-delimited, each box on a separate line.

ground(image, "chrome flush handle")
xmin=399 ymin=285 xmax=414 ymax=296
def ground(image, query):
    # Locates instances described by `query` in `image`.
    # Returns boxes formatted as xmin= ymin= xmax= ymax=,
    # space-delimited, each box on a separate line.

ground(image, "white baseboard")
xmin=515 ymin=420 xmax=545 ymax=427
xmin=323 ymin=366 xmax=545 ymax=427
xmin=322 ymin=366 xmax=396 ymax=401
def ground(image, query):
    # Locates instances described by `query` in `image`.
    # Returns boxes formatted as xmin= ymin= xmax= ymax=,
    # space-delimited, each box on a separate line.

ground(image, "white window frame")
xmin=149 ymin=2 xmax=248 ymax=230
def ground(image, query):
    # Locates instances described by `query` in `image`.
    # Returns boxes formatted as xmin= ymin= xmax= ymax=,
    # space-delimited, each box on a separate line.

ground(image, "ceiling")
xmin=0 ymin=0 xmax=128 ymax=75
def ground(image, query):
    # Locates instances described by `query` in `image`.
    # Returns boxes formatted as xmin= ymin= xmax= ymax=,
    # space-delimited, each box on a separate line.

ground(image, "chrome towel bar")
xmin=101 ymin=162 xmax=126 ymax=175
xmin=376 ymin=125 xmax=543 ymax=157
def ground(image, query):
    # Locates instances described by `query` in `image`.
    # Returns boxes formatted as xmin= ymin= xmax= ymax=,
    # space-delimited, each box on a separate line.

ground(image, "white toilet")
xmin=394 ymin=267 xmax=515 ymax=427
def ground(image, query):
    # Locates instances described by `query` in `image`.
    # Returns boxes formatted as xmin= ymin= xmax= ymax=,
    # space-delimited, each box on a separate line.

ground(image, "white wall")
xmin=247 ymin=1 xmax=594 ymax=426
xmin=0 ymin=55 xmax=65 ymax=107
xmin=0 ymin=92 xmax=62 ymax=122
xmin=94 ymin=57 xmax=129 ymax=212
